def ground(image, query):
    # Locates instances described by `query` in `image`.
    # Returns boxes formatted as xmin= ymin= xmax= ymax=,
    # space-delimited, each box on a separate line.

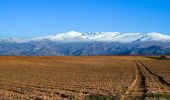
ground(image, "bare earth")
xmin=0 ymin=56 xmax=169 ymax=100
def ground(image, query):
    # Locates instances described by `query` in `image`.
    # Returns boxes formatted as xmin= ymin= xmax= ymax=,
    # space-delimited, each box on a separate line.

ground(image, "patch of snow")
xmin=1 ymin=31 xmax=170 ymax=43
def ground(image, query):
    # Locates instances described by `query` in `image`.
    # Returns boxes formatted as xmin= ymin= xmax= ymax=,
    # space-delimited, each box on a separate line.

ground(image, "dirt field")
xmin=0 ymin=56 xmax=169 ymax=100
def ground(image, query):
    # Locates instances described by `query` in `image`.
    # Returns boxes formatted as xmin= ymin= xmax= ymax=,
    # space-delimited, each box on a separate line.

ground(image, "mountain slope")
xmin=30 ymin=31 xmax=170 ymax=43
xmin=2 ymin=31 xmax=170 ymax=43
xmin=0 ymin=31 xmax=170 ymax=55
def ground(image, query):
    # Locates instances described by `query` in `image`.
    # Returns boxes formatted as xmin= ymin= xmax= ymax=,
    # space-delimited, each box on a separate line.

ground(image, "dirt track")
xmin=121 ymin=57 xmax=170 ymax=100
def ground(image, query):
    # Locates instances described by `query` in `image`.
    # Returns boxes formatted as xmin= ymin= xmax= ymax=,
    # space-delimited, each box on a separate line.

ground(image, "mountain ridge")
xmin=0 ymin=31 xmax=170 ymax=56
xmin=1 ymin=31 xmax=170 ymax=43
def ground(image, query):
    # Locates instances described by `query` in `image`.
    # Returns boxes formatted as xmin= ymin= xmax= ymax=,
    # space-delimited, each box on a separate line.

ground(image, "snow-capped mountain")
xmin=28 ymin=31 xmax=170 ymax=43
xmin=0 ymin=31 xmax=170 ymax=56
xmin=1 ymin=31 xmax=170 ymax=43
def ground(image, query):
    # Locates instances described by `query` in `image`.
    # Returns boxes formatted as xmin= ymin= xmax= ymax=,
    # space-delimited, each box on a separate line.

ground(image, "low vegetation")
xmin=85 ymin=93 xmax=119 ymax=100
xmin=146 ymin=93 xmax=170 ymax=99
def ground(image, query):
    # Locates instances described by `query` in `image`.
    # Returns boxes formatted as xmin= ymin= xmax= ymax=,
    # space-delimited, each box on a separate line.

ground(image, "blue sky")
xmin=0 ymin=0 xmax=170 ymax=38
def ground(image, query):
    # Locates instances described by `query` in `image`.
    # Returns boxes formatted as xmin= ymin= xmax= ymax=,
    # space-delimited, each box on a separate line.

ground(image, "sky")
xmin=0 ymin=0 xmax=170 ymax=38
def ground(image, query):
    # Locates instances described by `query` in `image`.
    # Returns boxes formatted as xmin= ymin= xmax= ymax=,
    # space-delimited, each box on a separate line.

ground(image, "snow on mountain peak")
xmin=64 ymin=31 xmax=82 ymax=37
xmin=1 ymin=31 xmax=170 ymax=43
xmin=34 ymin=31 xmax=170 ymax=43
xmin=139 ymin=32 xmax=170 ymax=41
xmin=32 ymin=31 xmax=82 ymax=41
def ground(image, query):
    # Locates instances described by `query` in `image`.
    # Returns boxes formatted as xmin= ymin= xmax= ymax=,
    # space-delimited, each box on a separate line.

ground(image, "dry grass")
xmin=0 ymin=56 xmax=135 ymax=99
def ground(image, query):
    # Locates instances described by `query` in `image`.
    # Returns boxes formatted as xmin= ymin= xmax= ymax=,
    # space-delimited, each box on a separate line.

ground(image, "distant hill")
xmin=0 ymin=31 xmax=170 ymax=56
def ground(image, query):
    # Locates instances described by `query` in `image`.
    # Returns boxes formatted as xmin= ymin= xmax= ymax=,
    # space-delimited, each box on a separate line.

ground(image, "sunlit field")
xmin=0 ymin=56 xmax=169 ymax=100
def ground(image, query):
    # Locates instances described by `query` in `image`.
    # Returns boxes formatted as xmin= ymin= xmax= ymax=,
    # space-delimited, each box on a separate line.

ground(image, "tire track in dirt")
xmin=137 ymin=60 xmax=170 ymax=94
xmin=121 ymin=57 xmax=170 ymax=100
xmin=121 ymin=59 xmax=147 ymax=100
xmin=138 ymin=60 xmax=170 ymax=86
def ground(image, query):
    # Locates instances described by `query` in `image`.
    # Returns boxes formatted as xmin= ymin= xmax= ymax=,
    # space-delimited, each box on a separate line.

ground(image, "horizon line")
xmin=0 ymin=31 xmax=169 ymax=39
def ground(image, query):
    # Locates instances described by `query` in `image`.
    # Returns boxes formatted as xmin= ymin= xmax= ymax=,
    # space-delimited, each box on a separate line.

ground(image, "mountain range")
xmin=0 ymin=31 xmax=170 ymax=56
